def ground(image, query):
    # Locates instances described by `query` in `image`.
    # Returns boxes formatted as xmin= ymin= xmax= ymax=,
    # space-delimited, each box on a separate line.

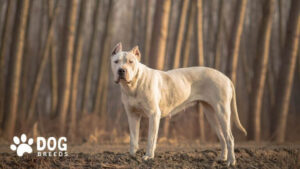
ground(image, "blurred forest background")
xmin=0 ymin=0 xmax=299 ymax=144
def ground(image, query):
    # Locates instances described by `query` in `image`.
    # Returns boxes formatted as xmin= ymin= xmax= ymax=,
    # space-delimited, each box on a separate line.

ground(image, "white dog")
xmin=111 ymin=43 xmax=247 ymax=166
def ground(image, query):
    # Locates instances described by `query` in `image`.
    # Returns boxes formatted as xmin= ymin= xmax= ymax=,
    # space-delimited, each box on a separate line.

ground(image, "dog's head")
xmin=111 ymin=42 xmax=141 ymax=84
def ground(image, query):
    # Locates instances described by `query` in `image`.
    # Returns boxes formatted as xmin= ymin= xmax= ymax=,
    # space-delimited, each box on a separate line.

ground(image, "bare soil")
xmin=0 ymin=143 xmax=299 ymax=169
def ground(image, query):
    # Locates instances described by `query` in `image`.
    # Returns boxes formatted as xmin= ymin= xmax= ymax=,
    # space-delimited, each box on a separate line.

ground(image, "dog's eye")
xmin=129 ymin=60 xmax=133 ymax=64
xmin=114 ymin=60 xmax=119 ymax=64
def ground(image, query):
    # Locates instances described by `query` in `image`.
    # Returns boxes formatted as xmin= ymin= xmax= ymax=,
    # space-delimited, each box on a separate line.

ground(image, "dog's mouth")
xmin=115 ymin=76 xmax=131 ymax=84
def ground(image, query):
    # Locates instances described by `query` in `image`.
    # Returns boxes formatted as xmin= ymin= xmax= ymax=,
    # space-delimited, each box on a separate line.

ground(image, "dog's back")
xmin=153 ymin=66 xmax=233 ymax=117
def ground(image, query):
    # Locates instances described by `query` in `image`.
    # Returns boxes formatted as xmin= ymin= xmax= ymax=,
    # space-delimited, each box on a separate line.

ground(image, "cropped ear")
xmin=130 ymin=46 xmax=141 ymax=61
xmin=112 ymin=42 xmax=122 ymax=55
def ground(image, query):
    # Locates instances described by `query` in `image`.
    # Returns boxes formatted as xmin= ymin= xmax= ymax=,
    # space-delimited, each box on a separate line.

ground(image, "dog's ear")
xmin=112 ymin=42 xmax=122 ymax=55
xmin=130 ymin=46 xmax=141 ymax=61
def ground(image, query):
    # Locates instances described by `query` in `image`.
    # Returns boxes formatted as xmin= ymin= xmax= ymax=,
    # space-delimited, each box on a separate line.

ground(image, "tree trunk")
xmin=50 ymin=41 xmax=58 ymax=118
xmin=172 ymin=0 xmax=189 ymax=69
xmin=241 ymin=41 xmax=252 ymax=94
xmin=93 ymin=0 xmax=115 ymax=119
xmin=182 ymin=2 xmax=196 ymax=68
xmin=81 ymin=0 xmax=101 ymax=115
xmin=26 ymin=1 xmax=59 ymax=125
xmin=149 ymin=0 xmax=171 ymax=70
xmin=48 ymin=0 xmax=58 ymax=120
xmin=19 ymin=0 xmax=34 ymax=128
xmin=58 ymin=0 xmax=79 ymax=135
xmin=226 ymin=0 xmax=247 ymax=85
xmin=130 ymin=0 xmax=138 ymax=47
xmin=148 ymin=0 xmax=171 ymax=137
xmin=3 ymin=0 xmax=30 ymax=139
xmin=196 ymin=0 xmax=205 ymax=142
xmin=271 ymin=0 xmax=300 ymax=142
xmin=144 ymin=0 xmax=153 ymax=65
xmin=278 ymin=0 xmax=284 ymax=51
xmin=248 ymin=0 xmax=275 ymax=141
xmin=0 ymin=0 xmax=14 ymax=126
xmin=213 ymin=0 xmax=224 ymax=69
xmin=196 ymin=0 xmax=204 ymax=67
xmin=69 ymin=0 xmax=88 ymax=139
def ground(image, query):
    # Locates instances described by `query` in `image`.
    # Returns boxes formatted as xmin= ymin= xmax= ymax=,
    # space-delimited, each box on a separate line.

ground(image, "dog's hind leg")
xmin=215 ymin=103 xmax=236 ymax=166
xmin=202 ymin=103 xmax=227 ymax=161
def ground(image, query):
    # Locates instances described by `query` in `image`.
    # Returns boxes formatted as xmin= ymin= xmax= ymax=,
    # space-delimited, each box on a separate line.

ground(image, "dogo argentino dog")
xmin=110 ymin=43 xmax=247 ymax=166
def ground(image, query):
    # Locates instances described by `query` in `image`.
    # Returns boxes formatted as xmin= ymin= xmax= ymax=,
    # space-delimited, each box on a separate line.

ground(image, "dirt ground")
xmin=0 ymin=142 xmax=299 ymax=169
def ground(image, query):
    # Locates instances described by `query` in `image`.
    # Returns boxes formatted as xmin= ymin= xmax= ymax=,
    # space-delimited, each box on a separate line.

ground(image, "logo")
xmin=36 ymin=137 xmax=68 ymax=157
xmin=10 ymin=134 xmax=68 ymax=157
xmin=10 ymin=134 xmax=33 ymax=157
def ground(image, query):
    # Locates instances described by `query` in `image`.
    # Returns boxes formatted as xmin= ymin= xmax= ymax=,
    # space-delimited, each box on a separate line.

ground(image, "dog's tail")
xmin=231 ymin=82 xmax=247 ymax=136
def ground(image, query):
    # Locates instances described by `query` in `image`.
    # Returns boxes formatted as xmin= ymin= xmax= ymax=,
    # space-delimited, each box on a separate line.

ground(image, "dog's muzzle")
xmin=115 ymin=68 xmax=129 ymax=84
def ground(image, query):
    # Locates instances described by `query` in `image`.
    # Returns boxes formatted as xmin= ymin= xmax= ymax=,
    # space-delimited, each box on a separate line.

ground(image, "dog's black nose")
xmin=118 ymin=68 xmax=126 ymax=76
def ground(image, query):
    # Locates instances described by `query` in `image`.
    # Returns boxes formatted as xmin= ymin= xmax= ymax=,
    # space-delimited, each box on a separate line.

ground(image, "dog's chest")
xmin=123 ymin=94 xmax=149 ymax=116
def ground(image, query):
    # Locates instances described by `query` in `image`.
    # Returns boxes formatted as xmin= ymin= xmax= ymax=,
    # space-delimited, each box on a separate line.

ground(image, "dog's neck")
xmin=119 ymin=63 xmax=145 ymax=95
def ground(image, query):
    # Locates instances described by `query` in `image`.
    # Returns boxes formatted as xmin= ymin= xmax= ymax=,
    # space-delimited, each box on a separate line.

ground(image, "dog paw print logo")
xmin=10 ymin=134 xmax=34 ymax=157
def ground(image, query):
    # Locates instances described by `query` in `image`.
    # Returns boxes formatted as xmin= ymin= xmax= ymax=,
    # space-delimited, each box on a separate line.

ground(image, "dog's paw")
xmin=130 ymin=152 xmax=138 ymax=159
xmin=226 ymin=158 xmax=236 ymax=166
xmin=129 ymin=148 xmax=138 ymax=156
xmin=129 ymin=153 xmax=136 ymax=157
xmin=217 ymin=155 xmax=227 ymax=161
xmin=142 ymin=155 xmax=153 ymax=161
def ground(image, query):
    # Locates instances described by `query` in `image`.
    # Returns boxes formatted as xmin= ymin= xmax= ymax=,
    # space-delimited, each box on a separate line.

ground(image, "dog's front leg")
xmin=143 ymin=111 xmax=161 ymax=160
xmin=126 ymin=111 xmax=141 ymax=156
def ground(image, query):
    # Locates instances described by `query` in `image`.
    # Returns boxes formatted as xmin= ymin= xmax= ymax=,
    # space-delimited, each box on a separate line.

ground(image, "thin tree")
xmin=94 ymin=0 xmax=115 ymax=118
xmin=19 ymin=0 xmax=34 ymax=127
xmin=196 ymin=0 xmax=205 ymax=142
xmin=277 ymin=0 xmax=284 ymax=51
xmin=48 ymin=0 xmax=58 ymax=119
xmin=196 ymin=0 xmax=204 ymax=67
xmin=58 ymin=0 xmax=79 ymax=135
xmin=69 ymin=0 xmax=88 ymax=138
xmin=148 ymin=0 xmax=171 ymax=137
xmin=144 ymin=0 xmax=153 ymax=65
xmin=271 ymin=0 xmax=300 ymax=142
xmin=81 ymin=0 xmax=101 ymax=115
xmin=213 ymin=0 xmax=224 ymax=69
xmin=50 ymin=41 xmax=58 ymax=117
xmin=226 ymin=0 xmax=247 ymax=85
xmin=149 ymin=0 xmax=171 ymax=70
xmin=162 ymin=0 xmax=189 ymax=138
xmin=183 ymin=2 xmax=196 ymax=67
xmin=0 ymin=0 xmax=14 ymax=125
xmin=26 ymin=1 xmax=59 ymax=125
xmin=3 ymin=0 xmax=30 ymax=139
xmin=248 ymin=0 xmax=275 ymax=141
xmin=172 ymin=0 xmax=189 ymax=69
xmin=130 ymin=0 xmax=138 ymax=47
